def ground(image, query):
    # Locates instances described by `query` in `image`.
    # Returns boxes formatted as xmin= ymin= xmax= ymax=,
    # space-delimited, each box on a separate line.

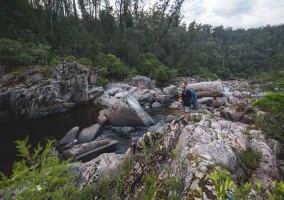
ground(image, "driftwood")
xmin=187 ymin=81 xmax=223 ymax=98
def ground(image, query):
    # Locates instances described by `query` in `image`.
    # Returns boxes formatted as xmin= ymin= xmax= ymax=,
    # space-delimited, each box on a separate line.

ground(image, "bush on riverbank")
xmin=0 ymin=138 xmax=78 ymax=199
xmin=253 ymin=92 xmax=284 ymax=143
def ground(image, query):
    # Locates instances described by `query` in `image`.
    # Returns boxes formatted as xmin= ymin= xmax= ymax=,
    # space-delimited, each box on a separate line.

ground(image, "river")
xmin=0 ymin=104 xmax=181 ymax=176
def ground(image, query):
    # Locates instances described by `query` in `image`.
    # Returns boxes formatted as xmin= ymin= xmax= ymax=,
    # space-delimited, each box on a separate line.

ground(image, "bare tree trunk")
xmin=49 ymin=0 xmax=54 ymax=45
xmin=122 ymin=0 xmax=127 ymax=38
xmin=63 ymin=0 xmax=70 ymax=17
xmin=72 ymin=0 xmax=78 ymax=18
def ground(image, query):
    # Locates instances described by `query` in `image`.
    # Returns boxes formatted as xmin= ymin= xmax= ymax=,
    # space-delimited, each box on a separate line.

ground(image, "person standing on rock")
xmin=179 ymin=82 xmax=192 ymax=125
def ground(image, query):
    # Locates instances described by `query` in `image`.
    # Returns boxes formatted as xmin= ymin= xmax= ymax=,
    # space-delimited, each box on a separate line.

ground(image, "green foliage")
xmin=209 ymin=169 xmax=235 ymax=200
xmin=267 ymin=181 xmax=284 ymax=200
xmin=189 ymin=67 xmax=219 ymax=81
xmin=96 ymin=53 xmax=130 ymax=81
xmin=0 ymin=38 xmax=51 ymax=69
xmin=253 ymin=93 xmax=284 ymax=114
xmin=62 ymin=55 xmax=77 ymax=62
xmin=141 ymin=52 xmax=177 ymax=85
xmin=240 ymin=149 xmax=261 ymax=177
xmin=96 ymin=76 xmax=109 ymax=87
xmin=88 ymin=159 xmax=131 ymax=199
xmin=209 ymin=169 xmax=284 ymax=199
xmin=0 ymin=137 xmax=78 ymax=199
xmin=78 ymin=57 xmax=92 ymax=66
xmin=253 ymin=92 xmax=284 ymax=142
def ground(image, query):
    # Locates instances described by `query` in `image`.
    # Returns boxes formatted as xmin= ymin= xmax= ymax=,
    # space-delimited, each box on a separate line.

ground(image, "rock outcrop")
xmin=0 ymin=62 xmax=100 ymax=121
xmin=73 ymin=114 xmax=282 ymax=199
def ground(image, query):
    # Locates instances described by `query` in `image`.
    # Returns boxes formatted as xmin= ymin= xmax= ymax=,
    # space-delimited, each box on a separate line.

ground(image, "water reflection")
xmin=0 ymin=105 xmax=100 ymax=175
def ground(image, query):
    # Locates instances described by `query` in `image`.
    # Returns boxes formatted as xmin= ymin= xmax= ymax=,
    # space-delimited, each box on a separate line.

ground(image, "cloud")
xmin=182 ymin=0 xmax=284 ymax=29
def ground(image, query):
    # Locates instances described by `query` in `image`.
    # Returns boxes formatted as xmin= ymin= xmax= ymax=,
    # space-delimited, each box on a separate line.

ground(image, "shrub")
xmin=253 ymin=92 xmax=284 ymax=142
xmin=240 ymin=148 xmax=261 ymax=177
xmin=0 ymin=38 xmax=28 ymax=67
xmin=96 ymin=53 xmax=130 ymax=81
xmin=0 ymin=38 xmax=51 ymax=68
xmin=209 ymin=169 xmax=235 ymax=199
xmin=78 ymin=57 xmax=92 ymax=66
xmin=0 ymin=138 xmax=78 ymax=199
xmin=141 ymin=52 xmax=177 ymax=85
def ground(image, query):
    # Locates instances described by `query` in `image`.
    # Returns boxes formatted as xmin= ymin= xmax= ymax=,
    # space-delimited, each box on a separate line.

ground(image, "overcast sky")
xmin=181 ymin=0 xmax=283 ymax=29
xmin=109 ymin=0 xmax=283 ymax=29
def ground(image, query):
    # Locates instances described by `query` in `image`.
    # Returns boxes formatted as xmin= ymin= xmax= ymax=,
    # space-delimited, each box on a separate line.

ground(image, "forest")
xmin=0 ymin=0 xmax=284 ymax=82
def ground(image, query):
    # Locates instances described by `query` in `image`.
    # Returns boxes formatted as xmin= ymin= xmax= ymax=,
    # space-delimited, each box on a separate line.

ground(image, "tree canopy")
xmin=0 ymin=0 xmax=283 ymax=81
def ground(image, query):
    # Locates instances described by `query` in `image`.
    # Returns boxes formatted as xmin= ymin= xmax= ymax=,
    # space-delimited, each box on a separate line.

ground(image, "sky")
xmin=181 ymin=0 xmax=284 ymax=29
xmin=109 ymin=0 xmax=284 ymax=29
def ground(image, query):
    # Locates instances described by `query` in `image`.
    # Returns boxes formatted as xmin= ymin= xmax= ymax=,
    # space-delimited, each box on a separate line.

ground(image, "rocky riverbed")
xmin=1 ymin=62 xmax=282 ymax=199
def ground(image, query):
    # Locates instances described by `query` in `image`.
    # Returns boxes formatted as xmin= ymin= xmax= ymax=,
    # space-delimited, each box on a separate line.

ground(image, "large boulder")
xmin=155 ymin=95 xmax=171 ymax=104
xmin=187 ymin=81 xmax=223 ymax=97
xmin=129 ymin=75 xmax=155 ymax=89
xmin=62 ymin=139 xmax=119 ymax=162
xmin=220 ymin=106 xmax=254 ymax=124
xmin=171 ymin=115 xmax=281 ymax=198
xmin=96 ymin=94 xmax=154 ymax=127
xmin=77 ymin=124 xmax=102 ymax=143
xmin=198 ymin=97 xmax=214 ymax=107
xmin=72 ymin=153 xmax=124 ymax=189
xmin=59 ymin=126 xmax=80 ymax=145
xmin=163 ymin=85 xmax=178 ymax=98
xmin=250 ymin=131 xmax=282 ymax=189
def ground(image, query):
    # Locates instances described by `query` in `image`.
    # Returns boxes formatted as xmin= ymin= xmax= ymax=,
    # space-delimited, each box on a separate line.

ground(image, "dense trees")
xmin=0 ymin=0 xmax=283 ymax=81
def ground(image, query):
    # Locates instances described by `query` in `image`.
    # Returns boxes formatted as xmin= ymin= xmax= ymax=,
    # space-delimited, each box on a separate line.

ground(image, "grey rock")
xmin=73 ymin=153 xmax=124 ymax=189
xmin=155 ymin=95 xmax=171 ymax=104
xmin=78 ymin=124 xmax=102 ymax=143
xmin=70 ymin=74 xmax=89 ymax=103
xmin=220 ymin=107 xmax=242 ymax=121
xmin=88 ymin=87 xmax=104 ymax=101
xmin=240 ymin=114 xmax=254 ymax=124
xmin=169 ymin=101 xmax=181 ymax=109
xmin=25 ymin=72 xmax=44 ymax=85
xmin=63 ymin=139 xmax=119 ymax=162
xmin=59 ymin=126 xmax=80 ymax=145
xmin=268 ymin=139 xmax=283 ymax=159
xmin=163 ymin=85 xmax=178 ymax=98
xmin=110 ymin=126 xmax=135 ymax=134
xmin=152 ymin=102 xmax=162 ymax=108
xmin=165 ymin=115 xmax=175 ymax=123
xmin=114 ymin=91 xmax=129 ymax=98
xmin=250 ymin=137 xmax=282 ymax=189
xmin=198 ymin=97 xmax=214 ymax=106
xmin=97 ymin=94 xmax=154 ymax=127
xmin=97 ymin=113 xmax=108 ymax=125
xmin=0 ymin=62 xmax=97 ymax=121
xmin=129 ymin=75 xmax=155 ymax=89
xmin=88 ymin=72 xmax=97 ymax=85
xmin=210 ymin=98 xmax=225 ymax=108
xmin=187 ymin=81 xmax=223 ymax=97
xmin=132 ymin=91 xmax=155 ymax=103
xmin=148 ymin=125 xmax=163 ymax=132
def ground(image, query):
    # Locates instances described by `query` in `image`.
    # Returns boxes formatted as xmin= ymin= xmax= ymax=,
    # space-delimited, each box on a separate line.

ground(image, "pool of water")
xmin=0 ymin=104 xmax=182 ymax=176
xmin=0 ymin=105 xmax=101 ymax=175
